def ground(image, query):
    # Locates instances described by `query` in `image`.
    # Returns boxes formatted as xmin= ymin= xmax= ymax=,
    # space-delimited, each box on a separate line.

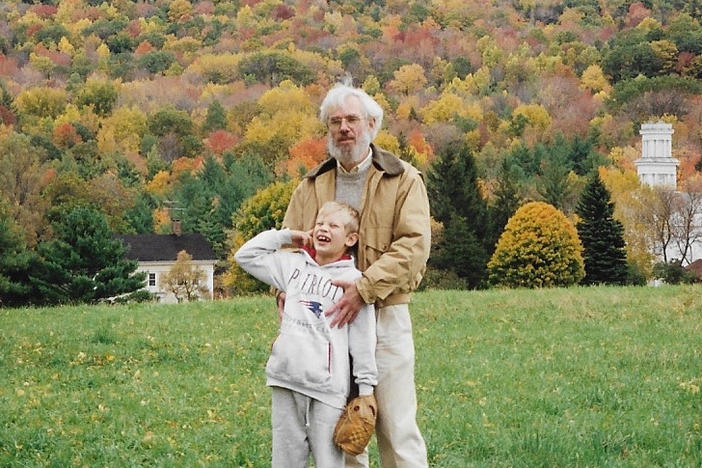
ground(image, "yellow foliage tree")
xmin=168 ymin=0 xmax=193 ymax=22
xmin=421 ymin=93 xmax=482 ymax=125
xmin=580 ymin=64 xmax=611 ymax=95
xmin=146 ymin=170 xmax=172 ymax=197
xmin=96 ymin=42 xmax=110 ymax=60
xmin=224 ymin=179 xmax=297 ymax=294
xmin=153 ymin=207 xmax=171 ymax=234
xmin=58 ymin=37 xmax=75 ymax=56
xmin=55 ymin=0 xmax=83 ymax=24
xmin=257 ymin=80 xmax=315 ymax=116
xmin=444 ymin=76 xmax=478 ymax=96
xmin=98 ymin=106 xmax=148 ymax=155
xmin=599 ymin=166 xmax=655 ymax=278
xmin=373 ymin=130 xmax=401 ymax=155
xmin=187 ymin=53 xmax=242 ymax=84
xmin=14 ymin=86 xmax=67 ymax=119
xmin=512 ymin=104 xmax=551 ymax=132
xmin=243 ymin=108 xmax=321 ymax=165
xmin=362 ymin=75 xmax=381 ymax=95
xmin=388 ymin=63 xmax=428 ymax=96
xmin=29 ymin=53 xmax=55 ymax=77
xmin=161 ymin=250 xmax=209 ymax=302
xmin=487 ymin=201 xmax=585 ymax=288
xmin=650 ymin=40 xmax=678 ymax=75
xmin=54 ymin=104 xmax=100 ymax=136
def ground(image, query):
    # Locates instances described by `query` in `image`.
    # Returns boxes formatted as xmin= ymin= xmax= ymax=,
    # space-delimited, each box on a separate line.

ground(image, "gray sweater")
xmin=234 ymin=228 xmax=377 ymax=409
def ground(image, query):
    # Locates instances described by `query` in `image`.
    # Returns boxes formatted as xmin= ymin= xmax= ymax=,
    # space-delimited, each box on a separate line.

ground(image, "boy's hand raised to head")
xmin=289 ymin=229 xmax=313 ymax=249
xmin=325 ymin=279 xmax=365 ymax=328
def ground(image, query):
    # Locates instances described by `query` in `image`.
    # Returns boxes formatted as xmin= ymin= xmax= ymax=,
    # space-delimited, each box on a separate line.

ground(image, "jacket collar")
xmin=304 ymin=143 xmax=405 ymax=179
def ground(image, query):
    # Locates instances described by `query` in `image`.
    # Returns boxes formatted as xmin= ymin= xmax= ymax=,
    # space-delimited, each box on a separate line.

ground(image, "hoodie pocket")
xmin=266 ymin=332 xmax=332 ymax=390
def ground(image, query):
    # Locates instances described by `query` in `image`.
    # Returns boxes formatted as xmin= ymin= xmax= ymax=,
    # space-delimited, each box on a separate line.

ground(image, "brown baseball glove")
xmin=333 ymin=394 xmax=377 ymax=455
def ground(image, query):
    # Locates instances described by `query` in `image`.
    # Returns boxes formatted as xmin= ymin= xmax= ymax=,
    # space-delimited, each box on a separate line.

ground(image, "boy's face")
xmin=313 ymin=209 xmax=358 ymax=265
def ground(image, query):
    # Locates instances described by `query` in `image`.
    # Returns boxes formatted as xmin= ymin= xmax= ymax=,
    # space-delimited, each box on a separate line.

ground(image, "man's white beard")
xmin=327 ymin=130 xmax=372 ymax=167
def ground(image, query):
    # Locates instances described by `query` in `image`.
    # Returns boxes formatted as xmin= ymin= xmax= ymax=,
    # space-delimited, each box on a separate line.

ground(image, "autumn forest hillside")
xmin=2 ymin=0 xmax=702 ymax=302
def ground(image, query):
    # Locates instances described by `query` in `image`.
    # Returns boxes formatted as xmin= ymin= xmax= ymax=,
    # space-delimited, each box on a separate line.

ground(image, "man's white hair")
xmin=319 ymin=80 xmax=383 ymax=139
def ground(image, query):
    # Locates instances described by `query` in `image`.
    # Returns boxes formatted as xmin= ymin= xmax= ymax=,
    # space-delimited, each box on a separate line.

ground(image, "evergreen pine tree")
xmin=433 ymin=214 xmax=488 ymax=288
xmin=537 ymin=139 xmax=571 ymax=211
xmin=174 ymin=174 xmax=212 ymax=234
xmin=203 ymin=100 xmax=227 ymax=133
xmin=489 ymin=156 xmax=522 ymax=252
xmin=124 ymin=191 xmax=155 ymax=234
xmin=575 ymin=173 xmax=628 ymax=285
xmin=31 ymin=207 xmax=146 ymax=305
xmin=426 ymin=141 xmax=489 ymax=288
xmin=0 ymin=204 xmax=40 ymax=306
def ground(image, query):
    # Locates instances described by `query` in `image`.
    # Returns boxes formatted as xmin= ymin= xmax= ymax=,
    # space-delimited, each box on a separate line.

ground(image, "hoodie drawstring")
xmin=304 ymin=397 xmax=311 ymax=428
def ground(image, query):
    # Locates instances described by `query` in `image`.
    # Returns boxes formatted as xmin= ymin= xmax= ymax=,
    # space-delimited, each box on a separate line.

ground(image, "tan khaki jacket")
xmin=283 ymin=144 xmax=431 ymax=308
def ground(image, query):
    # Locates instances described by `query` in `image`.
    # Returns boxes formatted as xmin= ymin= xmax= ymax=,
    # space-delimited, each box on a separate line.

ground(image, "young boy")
xmin=234 ymin=201 xmax=377 ymax=468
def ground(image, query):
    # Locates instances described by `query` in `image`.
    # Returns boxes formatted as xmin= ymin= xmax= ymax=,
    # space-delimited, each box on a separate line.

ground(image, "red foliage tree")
xmin=272 ymin=4 xmax=295 ymax=20
xmin=0 ymin=55 xmax=19 ymax=77
xmin=206 ymin=130 xmax=239 ymax=155
xmin=625 ymin=2 xmax=651 ymax=28
xmin=0 ymin=104 xmax=17 ymax=126
xmin=126 ymin=19 xmax=142 ymax=38
xmin=30 ymin=4 xmax=58 ymax=19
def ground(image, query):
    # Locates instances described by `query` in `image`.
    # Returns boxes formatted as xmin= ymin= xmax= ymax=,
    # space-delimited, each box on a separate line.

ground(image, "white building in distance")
xmin=635 ymin=122 xmax=679 ymax=188
xmin=634 ymin=121 xmax=702 ymax=266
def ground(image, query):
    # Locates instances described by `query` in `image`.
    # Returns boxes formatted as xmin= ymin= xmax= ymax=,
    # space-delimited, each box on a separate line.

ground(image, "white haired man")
xmin=281 ymin=81 xmax=431 ymax=468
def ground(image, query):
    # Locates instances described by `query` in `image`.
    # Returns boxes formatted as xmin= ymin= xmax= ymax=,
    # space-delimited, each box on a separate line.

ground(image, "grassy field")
xmin=1 ymin=285 xmax=701 ymax=467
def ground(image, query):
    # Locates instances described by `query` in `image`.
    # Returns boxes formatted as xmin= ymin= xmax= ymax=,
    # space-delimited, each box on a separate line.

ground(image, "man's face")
xmin=326 ymin=96 xmax=375 ymax=168
xmin=312 ymin=209 xmax=358 ymax=265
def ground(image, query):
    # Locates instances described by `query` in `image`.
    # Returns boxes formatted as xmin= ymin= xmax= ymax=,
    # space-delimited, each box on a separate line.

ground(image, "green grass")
xmin=1 ymin=285 xmax=701 ymax=467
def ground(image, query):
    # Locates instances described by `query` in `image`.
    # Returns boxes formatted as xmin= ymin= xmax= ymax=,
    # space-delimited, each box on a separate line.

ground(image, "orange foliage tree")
xmin=283 ymin=137 xmax=326 ymax=177
xmin=52 ymin=122 xmax=82 ymax=148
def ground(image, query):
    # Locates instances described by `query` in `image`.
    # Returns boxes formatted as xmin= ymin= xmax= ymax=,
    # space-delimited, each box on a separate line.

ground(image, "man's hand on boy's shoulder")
xmin=289 ymin=229 xmax=313 ymax=248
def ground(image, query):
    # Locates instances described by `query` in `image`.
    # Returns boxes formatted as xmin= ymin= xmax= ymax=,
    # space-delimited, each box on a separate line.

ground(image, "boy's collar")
xmin=302 ymin=245 xmax=352 ymax=264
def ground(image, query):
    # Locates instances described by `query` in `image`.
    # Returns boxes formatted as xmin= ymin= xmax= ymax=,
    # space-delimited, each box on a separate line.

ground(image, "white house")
xmin=117 ymin=225 xmax=217 ymax=303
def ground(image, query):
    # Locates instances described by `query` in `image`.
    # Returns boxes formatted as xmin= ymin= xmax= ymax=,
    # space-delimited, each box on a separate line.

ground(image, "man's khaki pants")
xmin=346 ymin=304 xmax=428 ymax=468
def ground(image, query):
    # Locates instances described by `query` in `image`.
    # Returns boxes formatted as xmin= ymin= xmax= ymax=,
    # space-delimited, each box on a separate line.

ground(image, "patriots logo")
xmin=299 ymin=300 xmax=323 ymax=318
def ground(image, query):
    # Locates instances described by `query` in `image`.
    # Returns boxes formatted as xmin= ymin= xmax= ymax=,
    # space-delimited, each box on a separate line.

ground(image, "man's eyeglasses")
xmin=328 ymin=115 xmax=365 ymax=129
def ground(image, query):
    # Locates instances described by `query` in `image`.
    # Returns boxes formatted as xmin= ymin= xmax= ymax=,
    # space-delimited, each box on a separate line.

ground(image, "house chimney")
xmin=172 ymin=219 xmax=182 ymax=236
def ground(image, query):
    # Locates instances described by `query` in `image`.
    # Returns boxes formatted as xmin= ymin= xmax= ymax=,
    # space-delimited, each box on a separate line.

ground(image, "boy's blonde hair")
xmin=318 ymin=201 xmax=360 ymax=234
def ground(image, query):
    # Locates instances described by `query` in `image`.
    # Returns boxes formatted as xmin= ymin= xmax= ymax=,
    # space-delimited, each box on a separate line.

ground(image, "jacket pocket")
xmin=363 ymin=227 xmax=392 ymax=262
xmin=266 ymin=332 xmax=332 ymax=390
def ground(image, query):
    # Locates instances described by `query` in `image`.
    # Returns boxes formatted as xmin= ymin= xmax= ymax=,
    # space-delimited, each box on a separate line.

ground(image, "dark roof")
xmin=116 ymin=233 xmax=216 ymax=262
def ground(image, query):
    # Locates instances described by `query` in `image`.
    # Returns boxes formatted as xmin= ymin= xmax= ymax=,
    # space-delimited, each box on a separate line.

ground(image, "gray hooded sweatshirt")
xmin=234 ymin=228 xmax=377 ymax=409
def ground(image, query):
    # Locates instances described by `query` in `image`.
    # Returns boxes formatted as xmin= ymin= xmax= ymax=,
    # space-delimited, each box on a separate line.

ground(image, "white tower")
xmin=635 ymin=121 xmax=678 ymax=188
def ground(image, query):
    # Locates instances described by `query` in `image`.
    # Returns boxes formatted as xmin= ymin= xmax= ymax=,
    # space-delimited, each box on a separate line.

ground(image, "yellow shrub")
xmin=488 ymin=201 xmax=584 ymax=288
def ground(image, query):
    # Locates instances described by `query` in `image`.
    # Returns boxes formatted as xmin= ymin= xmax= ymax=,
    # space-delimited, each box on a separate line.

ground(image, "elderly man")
xmin=282 ymin=81 xmax=431 ymax=468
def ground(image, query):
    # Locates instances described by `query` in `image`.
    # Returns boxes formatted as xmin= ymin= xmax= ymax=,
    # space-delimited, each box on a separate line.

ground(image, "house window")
xmin=148 ymin=273 xmax=156 ymax=287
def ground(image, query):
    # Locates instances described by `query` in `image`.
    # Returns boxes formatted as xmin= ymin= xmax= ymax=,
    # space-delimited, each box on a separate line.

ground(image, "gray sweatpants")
xmin=271 ymin=386 xmax=345 ymax=468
